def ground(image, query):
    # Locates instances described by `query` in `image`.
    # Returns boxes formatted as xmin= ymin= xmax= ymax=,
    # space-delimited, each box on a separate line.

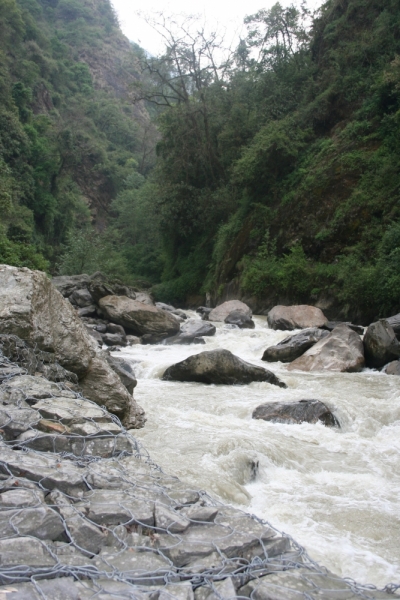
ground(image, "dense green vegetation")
xmin=143 ymin=0 xmax=400 ymax=321
xmin=0 ymin=0 xmax=160 ymax=281
xmin=1 ymin=0 xmax=400 ymax=321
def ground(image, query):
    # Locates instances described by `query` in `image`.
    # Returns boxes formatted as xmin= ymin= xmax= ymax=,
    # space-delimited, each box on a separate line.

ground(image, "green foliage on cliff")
xmin=0 ymin=0 xmax=158 ymax=278
xmin=145 ymin=0 xmax=400 ymax=319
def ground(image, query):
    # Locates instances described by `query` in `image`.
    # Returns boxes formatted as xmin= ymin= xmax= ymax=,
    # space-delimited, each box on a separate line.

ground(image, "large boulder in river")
xmin=363 ymin=319 xmax=400 ymax=369
xmin=162 ymin=349 xmax=286 ymax=387
xmin=287 ymin=324 xmax=364 ymax=372
xmin=385 ymin=360 xmax=400 ymax=375
xmin=0 ymin=266 xmax=144 ymax=427
xmin=99 ymin=295 xmax=180 ymax=338
xmin=166 ymin=319 xmax=216 ymax=345
xmin=225 ymin=310 xmax=255 ymax=329
xmin=262 ymin=328 xmax=329 ymax=363
xmin=208 ymin=300 xmax=251 ymax=322
xmin=252 ymin=399 xmax=339 ymax=427
xmin=384 ymin=313 xmax=400 ymax=337
xmin=267 ymin=305 xmax=327 ymax=331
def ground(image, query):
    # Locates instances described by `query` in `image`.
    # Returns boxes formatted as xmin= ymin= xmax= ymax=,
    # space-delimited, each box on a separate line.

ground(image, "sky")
xmin=111 ymin=0 xmax=323 ymax=56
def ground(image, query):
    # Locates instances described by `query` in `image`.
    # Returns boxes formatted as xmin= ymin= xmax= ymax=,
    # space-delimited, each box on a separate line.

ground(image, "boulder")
xmin=162 ymin=349 xmax=286 ymax=387
xmin=363 ymin=319 xmax=400 ymax=369
xmin=252 ymin=399 xmax=339 ymax=427
xmin=69 ymin=288 xmax=93 ymax=308
xmin=267 ymin=305 xmax=328 ymax=330
xmin=99 ymin=295 xmax=180 ymax=338
xmin=385 ymin=360 xmax=400 ymax=375
xmin=385 ymin=313 xmax=400 ymax=337
xmin=134 ymin=291 xmax=154 ymax=305
xmin=102 ymin=332 xmax=127 ymax=347
xmin=166 ymin=319 xmax=216 ymax=345
xmin=208 ymin=300 xmax=251 ymax=322
xmin=0 ymin=265 xmax=94 ymax=377
xmin=262 ymin=328 xmax=329 ymax=363
xmin=105 ymin=355 xmax=137 ymax=394
xmin=107 ymin=323 xmax=126 ymax=335
xmin=77 ymin=304 xmax=97 ymax=318
xmin=321 ymin=321 xmax=364 ymax=335
xmin=287 ymin=324 xmax=364 ymax=373
xmin=224 ymin=310 xmax=255 ymax=329
xmin=51 ymin=274 xmax=90 ymax=298
xmin=156 ymin=302 xmax=188 ymax=319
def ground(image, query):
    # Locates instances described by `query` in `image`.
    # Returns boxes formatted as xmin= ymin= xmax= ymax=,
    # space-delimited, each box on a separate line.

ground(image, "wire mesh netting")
xmin=0 ymin=335 xmax=399 ymax=599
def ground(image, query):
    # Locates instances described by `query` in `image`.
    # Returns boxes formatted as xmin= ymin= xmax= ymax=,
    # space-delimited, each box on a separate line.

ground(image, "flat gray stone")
xmin=93 ymin=549 xmax=175 ymax=585
xmin=0 ymin=488 xmax=45 ymax=507
xmin=31 ymin=396 xmax=111 ymax=424
xmin=2 ymin=375 xmax=65 ymax=399
xmin=0 ymin=407 xmax=40 ymax=439
xmin=77 ymin=489 xmax=154 ymax=526
xmin=0 ymin=577 xmax=81 ymax=599
xmin=0 ymin=537 xmax=56 ymax=569
xmin=0 ymin=446 xmax=88 ymax=495
xmin=0 ymin=505 xmax=64 ymax=540
xmin=195 ymin=577 xmax=237 ymax=599
xmin=180 ymin=504 xmax=218 ymax=523
xmin=155 ymin=503 xmax=190 ymax=533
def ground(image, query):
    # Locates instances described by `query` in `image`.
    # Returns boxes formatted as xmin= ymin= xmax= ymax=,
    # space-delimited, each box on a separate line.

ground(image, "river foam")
xmin=117 ymin=313 xmax=400 ymax=588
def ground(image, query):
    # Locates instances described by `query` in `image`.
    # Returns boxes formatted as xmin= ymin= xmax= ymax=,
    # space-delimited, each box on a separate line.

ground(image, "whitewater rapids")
xmin=116 ymin=313 xmax=400 ymax=588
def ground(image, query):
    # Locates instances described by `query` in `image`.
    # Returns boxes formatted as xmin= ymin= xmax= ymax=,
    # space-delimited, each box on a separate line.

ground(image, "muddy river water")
xmin=116 ymin=313 xmax=400 ymax=589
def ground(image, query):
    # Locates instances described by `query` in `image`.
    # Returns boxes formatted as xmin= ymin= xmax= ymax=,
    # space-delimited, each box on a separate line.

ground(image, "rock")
xmin=126 ymin=335 xmax=141 ymax=345
xmin=196 ymin=307 xmax=212 ymax=320
xmin=0 ymin=334 xmax=39 ymax=374
xmin=47 ymin=490 xmax=106 ymax=555
xmin=155 ymin=503 xmax=190 ymax=533
xmin=166 ymin=320 xmax=216 ymax=344
xmin=238 ymin=567 xmax=394 ymax=600
xmin=0 ymin=578 xmax=83 ymax=599
xmin=267 ymin=305 xmax=328 ymax=331
xmin=0 ymin=537 xmax=56 ymax=572
xmin=0 ymin=266 xmax=94 ymax=377
xmin=287 ymin=324 xmax=364 ymax=373
xmin=262 ymin=328 xmax=329 ymax=363
xmin=156 ymin=582 xmax=194 ymax=600
xmin=99 ymin=295 xmax=180 ymax=338
xmin=69 ymin=288 xmax=93 ymax=307
xmin=0 ymin=488 xmax=45 ymax=507
xmin=76 ymin=489 xmax=155 ymax=526
xmin=85 ymin=326 xmax=103 ymax=346
xmin=252 ymin=399 xmax=339 ymax=427
xmin=107 ymin=323 xmax=126 ymax=335
xmin=31 ymin=394 xmax=112 ymax=424
xmin=104 ymin=355 xmax=137 ymax=394
xmin=163 ymin=349 xmax=286 ymax=387
xmin=77 ymin=304 xmax=97 ymax=318
xmin=0 ymin=445 xmax=88 ymax=495
xmin=0 ymin=505 xmax=64 ymax=540
xmin=51 ymin=274 xmax=90 ymax=298
xmin=80 ymin=357 xmax=142 ymax=423
xmin=134 ymin=291 xmax=154 ymax=305
xmin=87 ymin=278 xmax=116 ymax=303
xmin=363 ymin=319 xmax=400 ymax=369
xmin=0 ymin=406 xmax=40 ymax=439
xmin=385 ymin=312 xmax=400 ymax=337
xmin=180 ymin=503 xmax=218 ymax=523
xmin=321 ymin=321 xmax=364 ymax=335
xmin=156 ymin=302 xmax=188 ymax=319
xmin=93 ymin=550 xmax=174 ymax=585
xmin=102 ymin=332 xmax=127 ymax=347
xmin=208 ymin=300 xmax=251 ymax=322
xmin=195 ymin=578 xmax=237 ymax=600
xmin=224 ymin=310 xmax=255 ymax=329
xmin=385 ymin=360 xmax=400 ymax=375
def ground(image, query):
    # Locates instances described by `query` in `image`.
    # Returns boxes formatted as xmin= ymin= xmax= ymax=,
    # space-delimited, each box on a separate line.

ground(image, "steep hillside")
xmin=0 ymin=0 xmax=155 ymax=272
xmin=148 ymin=0 xmax=400 ymax=323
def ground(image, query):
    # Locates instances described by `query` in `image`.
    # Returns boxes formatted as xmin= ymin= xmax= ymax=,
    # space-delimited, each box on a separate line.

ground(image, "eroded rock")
xmin=363 ymin=319 xmax=400 ymax=369
xmin=208 ymin=300 xmax=251 ymax=322
xmin=267 ymin=305 xmax=327 ymax=331
xmin=262 ymin=328 xmax=329 ymax=363
xmin=252 ymin=399 xmax=339 ymax=427
xmin=287 ymin=324 xmax=364 ymax=373
xmin=162 ymin=349 xmax=286 ymax=387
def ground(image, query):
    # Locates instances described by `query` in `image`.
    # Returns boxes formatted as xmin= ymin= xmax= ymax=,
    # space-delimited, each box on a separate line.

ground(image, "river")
xmin=116 ymin=313 xmax=400 ymax=589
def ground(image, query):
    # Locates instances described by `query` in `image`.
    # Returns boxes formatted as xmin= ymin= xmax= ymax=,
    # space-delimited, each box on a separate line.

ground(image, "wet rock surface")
xmin=162 ymin=349 xmax=287 ymax=387
xmin=363 ymin=319 xmax=400 ymax=369
xmin=262 ymin=328 xmax=329 ymax=363
xmin=224 ymin=310 xmax=255 ymax=329
xmin=208 ymin=300 xmax=252 ymax=322
xmin=287 ymin=324 xmax=365 ymax=373
xmin=252 ymin=399 xmax=339 ymax=427
xmin=267 ymin=305 xmax=328 ymax=331
xmin=166 ymin=320 xmax=216 ymax=345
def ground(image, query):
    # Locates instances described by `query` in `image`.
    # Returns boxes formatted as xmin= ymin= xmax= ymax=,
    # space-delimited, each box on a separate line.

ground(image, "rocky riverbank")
xmin=0 ymin=265 xmax=398 ymax=598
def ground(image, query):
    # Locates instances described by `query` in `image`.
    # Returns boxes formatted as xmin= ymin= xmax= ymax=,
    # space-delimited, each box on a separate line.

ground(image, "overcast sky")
xmin=111 ymin=0 xmax=323 ymax=56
